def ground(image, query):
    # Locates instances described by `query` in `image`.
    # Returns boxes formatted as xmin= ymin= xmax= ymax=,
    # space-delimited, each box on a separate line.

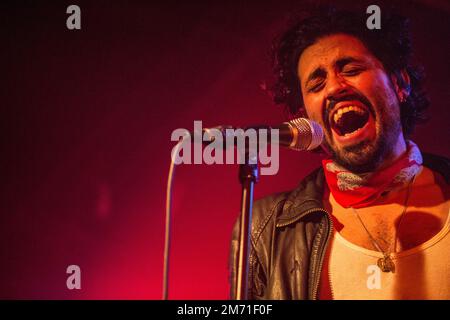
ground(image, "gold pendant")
xmin=377 ymin=255 xmax=395 ymax=273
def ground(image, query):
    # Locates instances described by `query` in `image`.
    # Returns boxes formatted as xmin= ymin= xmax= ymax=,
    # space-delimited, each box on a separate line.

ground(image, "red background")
xmin=1 ymin=0 xmax=449 ymax=299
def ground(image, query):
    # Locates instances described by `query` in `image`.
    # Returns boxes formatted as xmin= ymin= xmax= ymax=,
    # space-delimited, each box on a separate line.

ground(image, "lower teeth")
xmin=343 ymin=127 xmax=361 ymax=137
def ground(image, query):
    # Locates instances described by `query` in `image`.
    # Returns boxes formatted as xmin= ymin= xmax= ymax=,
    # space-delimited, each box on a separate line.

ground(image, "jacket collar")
xmin=275 ymin=152 xmax=450 ymax=228
xmin=276 ymin=168 xmax=326 ymax=227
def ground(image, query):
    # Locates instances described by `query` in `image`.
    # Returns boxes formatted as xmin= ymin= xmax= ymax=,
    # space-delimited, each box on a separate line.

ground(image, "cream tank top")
xmin=326 ymin=209 xmax=450 ymax=299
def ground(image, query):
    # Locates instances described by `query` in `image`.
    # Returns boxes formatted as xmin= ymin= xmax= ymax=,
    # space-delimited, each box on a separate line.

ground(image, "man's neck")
xmin=376 ymin=135 xmax=407 ymax=172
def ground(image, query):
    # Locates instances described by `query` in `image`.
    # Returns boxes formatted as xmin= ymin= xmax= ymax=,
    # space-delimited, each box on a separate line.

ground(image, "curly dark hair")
xmin=270 ymin=5 xmax=429 ymax=138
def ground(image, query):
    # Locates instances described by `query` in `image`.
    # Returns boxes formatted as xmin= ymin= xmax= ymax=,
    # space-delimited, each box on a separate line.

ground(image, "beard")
xmin=324 ymin=100 xmax=403 ymax=174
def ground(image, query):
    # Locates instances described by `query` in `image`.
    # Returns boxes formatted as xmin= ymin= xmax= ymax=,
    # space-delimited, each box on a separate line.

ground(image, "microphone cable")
xmin=162 ymin=139 xmax=184 ymax=300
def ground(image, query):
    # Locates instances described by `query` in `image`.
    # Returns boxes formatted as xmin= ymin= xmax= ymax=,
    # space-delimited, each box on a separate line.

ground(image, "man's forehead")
xmin=298 ymin=34 xmax=372 ymax=77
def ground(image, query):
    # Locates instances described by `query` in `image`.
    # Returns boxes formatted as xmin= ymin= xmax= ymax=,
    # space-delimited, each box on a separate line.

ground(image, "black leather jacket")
xmin=229 ymin=153 xmax=450 ymax=300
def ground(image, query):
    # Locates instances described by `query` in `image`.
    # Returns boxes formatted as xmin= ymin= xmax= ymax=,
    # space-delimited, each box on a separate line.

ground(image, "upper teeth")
xmin=333 ymin=106 xmax=365 ymax=123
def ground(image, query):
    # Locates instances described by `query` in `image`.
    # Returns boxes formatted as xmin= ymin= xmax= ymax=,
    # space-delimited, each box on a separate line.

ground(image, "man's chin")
xmin=330 ymin=140 xmax=384 ymax=173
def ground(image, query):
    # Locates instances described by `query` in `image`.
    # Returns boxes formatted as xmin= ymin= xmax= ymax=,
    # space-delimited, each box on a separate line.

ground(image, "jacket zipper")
xmin=324 ymin=210 xmax=335 ymax=300
xmin=310 ymin=208 xmax=333 ymax=300
xmin=328 ymin=263 xmax=335 ymax=300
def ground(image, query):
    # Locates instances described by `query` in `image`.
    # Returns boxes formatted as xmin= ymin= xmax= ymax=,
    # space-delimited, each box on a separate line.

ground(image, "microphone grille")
xmin=288 ymin=118 xmax=324 ymax=151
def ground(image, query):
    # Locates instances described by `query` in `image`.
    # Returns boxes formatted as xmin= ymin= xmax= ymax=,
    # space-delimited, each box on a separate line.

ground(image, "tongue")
xmin=336 ymin=111 xmax=369 ymax=135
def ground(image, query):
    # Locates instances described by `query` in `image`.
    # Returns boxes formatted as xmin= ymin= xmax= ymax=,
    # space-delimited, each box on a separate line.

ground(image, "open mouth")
xmin=331 ymin=105 xmax=370 ymax=136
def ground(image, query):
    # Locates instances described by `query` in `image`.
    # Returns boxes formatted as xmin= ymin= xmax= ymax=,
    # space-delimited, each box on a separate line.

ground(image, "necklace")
xmin=351 ymin=175 xmax=416 ymax=273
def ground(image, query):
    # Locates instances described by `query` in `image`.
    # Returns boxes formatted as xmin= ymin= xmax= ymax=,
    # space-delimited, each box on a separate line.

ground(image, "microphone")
xmin=164 ymin=118 xmax=323 ymax=299
xmin=200 ymin=117 xmax=324 ymax=151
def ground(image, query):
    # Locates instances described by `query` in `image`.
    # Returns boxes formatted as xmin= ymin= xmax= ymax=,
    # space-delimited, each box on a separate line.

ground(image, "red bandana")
xmin=322 ymin=141 xmax=423 ymax=208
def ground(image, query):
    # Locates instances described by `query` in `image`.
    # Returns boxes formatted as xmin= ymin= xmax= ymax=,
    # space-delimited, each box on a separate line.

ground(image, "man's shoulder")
xmin=251 ymin=167 xmax=324 ymax=232
xmin=249 ymin=191 xmax=290 ymax=240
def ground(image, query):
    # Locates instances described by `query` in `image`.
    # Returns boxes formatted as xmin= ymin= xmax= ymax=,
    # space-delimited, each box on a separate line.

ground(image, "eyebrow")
xmin=304 ymin=56 xmax=366 ymax=88
xmin=336 ymin=56 xmax=366 ymax=69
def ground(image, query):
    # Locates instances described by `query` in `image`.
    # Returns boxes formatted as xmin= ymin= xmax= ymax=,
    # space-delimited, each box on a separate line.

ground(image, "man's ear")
xmin=390 ymin=69 xmax=411 ymax=103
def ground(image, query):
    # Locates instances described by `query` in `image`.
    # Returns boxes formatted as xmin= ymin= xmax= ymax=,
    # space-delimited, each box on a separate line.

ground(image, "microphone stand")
xmin=235 ymin=150 xmax=259 ymax=300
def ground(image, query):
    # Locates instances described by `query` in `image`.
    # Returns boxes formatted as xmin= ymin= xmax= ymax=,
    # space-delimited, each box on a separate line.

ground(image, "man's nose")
xmin=325 ymin=74 xmax=351 ymax=101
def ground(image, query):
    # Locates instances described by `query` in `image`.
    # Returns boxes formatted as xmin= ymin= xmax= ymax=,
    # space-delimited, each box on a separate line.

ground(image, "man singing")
xmin=229 ymin=6 xmax=449 ymax=299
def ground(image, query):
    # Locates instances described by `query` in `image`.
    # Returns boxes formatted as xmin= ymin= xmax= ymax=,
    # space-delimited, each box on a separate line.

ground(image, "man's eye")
xmin=342 ymin=67 xmax=364 ymax=76
xmin=308 ymin=81 xmax=324 ymax=93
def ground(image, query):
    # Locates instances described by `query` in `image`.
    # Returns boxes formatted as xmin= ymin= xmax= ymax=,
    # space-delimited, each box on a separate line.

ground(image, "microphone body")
xmin=271 ymin=117 xmax=323 ymax=151
xmin=201 ymin=118 xmax=323 ymax=151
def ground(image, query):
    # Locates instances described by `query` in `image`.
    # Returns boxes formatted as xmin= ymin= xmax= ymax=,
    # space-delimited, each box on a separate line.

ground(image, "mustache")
xmin=323 ymin=93 xmax=373 ymax=126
